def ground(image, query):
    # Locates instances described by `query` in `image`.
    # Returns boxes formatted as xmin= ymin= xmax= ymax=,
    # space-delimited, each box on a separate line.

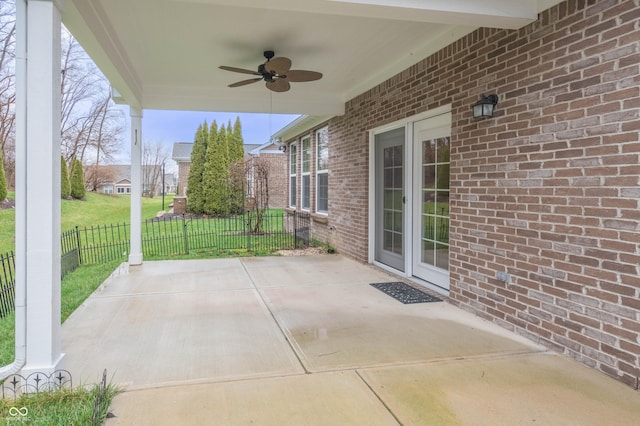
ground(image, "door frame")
xmin=411 ymin=113 xmax=452 ymax=289
xmin=368 ymin=105 xmax=451 ymax=289
xmin=373 ymin=127 xmax=406 ymax=271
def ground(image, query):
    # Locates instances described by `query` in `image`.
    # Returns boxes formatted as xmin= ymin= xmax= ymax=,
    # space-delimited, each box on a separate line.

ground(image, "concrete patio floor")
xmin=60 ymin=255 xmax=640 ymax=425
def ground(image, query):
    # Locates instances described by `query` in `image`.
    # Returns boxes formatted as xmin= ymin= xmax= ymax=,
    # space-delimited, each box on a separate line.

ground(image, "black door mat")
xmin=370 ymin=282 xmax=442 ymax=304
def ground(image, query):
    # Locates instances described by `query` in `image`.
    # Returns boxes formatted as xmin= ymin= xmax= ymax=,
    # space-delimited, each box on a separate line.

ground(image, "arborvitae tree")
xmin=201 ymin=121 xmax=217 ymax=214
xmin=0 ymin=154 xmax=7 ymax=201
xmin=70 ymin=157 xmax=86 ymax=200
xmin=188 ymin=117 xmax=245 ymax=215
xmin=202 ymin=121 xmax=224 ymax=214
xmin=229 ymin=117 xmax=244 ymax=162
xmin=202 ymin=121 xmax=230 ymax=215
xmin=61 ymin=156 xmax=71 ymax=199
xmin=186 ymin=122 xmax=208 ymax=214
xmin=228 ymin=117 xmax=245 ymax=214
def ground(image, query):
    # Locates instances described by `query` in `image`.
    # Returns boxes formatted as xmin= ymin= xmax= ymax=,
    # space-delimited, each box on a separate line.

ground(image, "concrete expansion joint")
xmin=355 ymin=369 xmax=404 ymax=425
xmin=119 ymin=371 xmax=309 ymax=394
xmin=240 ymin=260 xmax=310 ymax=374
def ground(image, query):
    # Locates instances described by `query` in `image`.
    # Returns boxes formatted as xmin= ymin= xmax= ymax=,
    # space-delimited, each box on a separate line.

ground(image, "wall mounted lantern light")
xmin=472 ymin=94 xmax=499 ymax=119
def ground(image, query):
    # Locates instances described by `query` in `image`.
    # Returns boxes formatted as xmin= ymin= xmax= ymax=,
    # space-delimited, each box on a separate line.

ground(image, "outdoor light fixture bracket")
xmin=472 ymin=94 xmax=499 ymax=119
xmin=272 ymin=137 xmax=286 ymax=152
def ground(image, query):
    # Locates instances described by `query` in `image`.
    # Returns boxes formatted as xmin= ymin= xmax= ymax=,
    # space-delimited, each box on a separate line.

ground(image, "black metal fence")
xmin=76 ymin=210 xmax=310 ymax=262
xmin=0 ymin=252 xmax=15 ymax=318
xmin=0 ymin=210 xmax=310 ymax=317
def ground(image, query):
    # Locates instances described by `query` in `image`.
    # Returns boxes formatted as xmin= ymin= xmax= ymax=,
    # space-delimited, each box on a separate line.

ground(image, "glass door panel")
xmin=375 ymin=127 xmax=405 ymax=271
xmin=412 ymin=114 xmax=451 ymax=289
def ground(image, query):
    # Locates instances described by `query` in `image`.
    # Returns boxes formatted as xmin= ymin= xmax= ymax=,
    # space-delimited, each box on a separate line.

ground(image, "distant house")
xmin=171 ymin=142 xmax=193 ymax=196
xmin=163 ymin=172 xmax=178 ymax=195
xmin=93 ymin=164 xmax=168 ymax=196
xmin=171 ymin=142 xmax=286 ymax=208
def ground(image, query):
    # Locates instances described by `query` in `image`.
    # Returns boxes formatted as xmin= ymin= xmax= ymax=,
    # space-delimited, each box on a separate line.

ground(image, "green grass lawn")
xmin=0 ymin=192 xmax=173 ymax=254
xmin=0 ymin=192 xmax=15 ymax=255
xmin=0 ymin=259 xmax=122 ymax=424
xmin=0 ymin=192 xmax=169 ymax=418
xmin=0 ymin=379 xmax=119 ymax=425
xmin=0 ymin=191 xmax=173 ymax=363
xmin=0 ymin=259 xmax=122 ymax=366
xmin=0 ymin=193 xmax=310 ymax=421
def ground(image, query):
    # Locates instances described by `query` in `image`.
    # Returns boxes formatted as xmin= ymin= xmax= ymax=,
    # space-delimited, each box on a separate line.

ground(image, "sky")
xmin=126 ymin=110 xmax=299 ymax=171
xmin=142 ymin=110 xmax=299 ymax=145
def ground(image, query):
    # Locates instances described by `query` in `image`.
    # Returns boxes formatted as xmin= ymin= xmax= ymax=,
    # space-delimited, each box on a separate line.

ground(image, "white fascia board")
xmin=326 ymin=0 xmax=538 ymax=28
xmin=271 ymin=115 xmax=333 ymax=143
xmin=182 ymin=0 xmax=538 ymax=29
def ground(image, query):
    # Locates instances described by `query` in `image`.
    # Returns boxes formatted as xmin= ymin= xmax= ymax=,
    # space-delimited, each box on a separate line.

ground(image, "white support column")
xmin=21 ymin=0 xmax=64 ymax=375
xmin=129 ymin=108 xmax=143 ymax=265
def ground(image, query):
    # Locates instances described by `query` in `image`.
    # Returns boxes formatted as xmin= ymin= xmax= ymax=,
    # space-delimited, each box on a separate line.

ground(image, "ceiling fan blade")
xmin=283 ymin=70 xmax=323 ymax=83
xmin=229 ymin=78 xmax=262 ymax=88
xmin=264 ymin=57 xmax=291 ymax=75
xmin=266 ymin=78 xmax=290 ymax=93
xmin=219 ymin=65 xmax=260 ymax=76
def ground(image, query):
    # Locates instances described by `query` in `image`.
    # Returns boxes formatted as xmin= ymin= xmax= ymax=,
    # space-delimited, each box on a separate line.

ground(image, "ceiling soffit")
xmin=61 ymin=0 xmax=558 ymax=115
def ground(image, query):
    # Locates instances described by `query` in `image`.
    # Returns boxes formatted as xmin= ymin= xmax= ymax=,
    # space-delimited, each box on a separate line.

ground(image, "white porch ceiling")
xmin=61 ymin=0 xmax=563 ymax=115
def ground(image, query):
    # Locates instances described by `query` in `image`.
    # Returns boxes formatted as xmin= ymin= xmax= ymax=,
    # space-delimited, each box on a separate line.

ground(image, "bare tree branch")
xmin=0 ymin=2 xmax=125 ymax=190
xmin=142 ymin=140 xmax=170 ymax=198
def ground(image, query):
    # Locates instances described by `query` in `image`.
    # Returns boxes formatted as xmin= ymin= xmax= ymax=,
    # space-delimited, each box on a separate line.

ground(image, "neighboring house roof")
xmin=90 ymin=165 xmax=132 ymax=187
xmin=244 ymin=143 xmax=262 ymax=152
xmin=94 ymin=165 xmax=162 ymax=185
xmin=172 ymin=142 xmax=193 ymax=162
xmin=110 ymin=165 xmax=132 ymax=184
xmin=248 ymin=141 xmax=283 ymax=156
xmin=115 ymin=179 xmax=131 ymax=185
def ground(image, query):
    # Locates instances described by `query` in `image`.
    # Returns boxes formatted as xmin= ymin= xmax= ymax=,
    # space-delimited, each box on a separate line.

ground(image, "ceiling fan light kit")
xmin=220 ymin=51 xmax=322 ymax=93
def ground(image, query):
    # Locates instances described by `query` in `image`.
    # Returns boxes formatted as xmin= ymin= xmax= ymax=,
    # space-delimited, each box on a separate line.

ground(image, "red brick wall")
xmin=447 ymin=0 xmax=640 ymax=388
xmin=295 ymin=0 xmax=639 ymax=388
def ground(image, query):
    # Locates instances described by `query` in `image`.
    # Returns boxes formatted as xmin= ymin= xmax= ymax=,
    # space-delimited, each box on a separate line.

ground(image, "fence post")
xmin=294 ymin=212 xmax=298 ymax=249
xmin=182 ymin=214 xmax=188 ymax=254
xmin=75 ymin=225 xmax=83 ymax=265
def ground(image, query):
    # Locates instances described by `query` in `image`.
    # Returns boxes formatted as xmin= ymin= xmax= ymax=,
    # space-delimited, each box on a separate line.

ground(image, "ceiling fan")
xmin=219 ymin=50 xmax=322 ymax=93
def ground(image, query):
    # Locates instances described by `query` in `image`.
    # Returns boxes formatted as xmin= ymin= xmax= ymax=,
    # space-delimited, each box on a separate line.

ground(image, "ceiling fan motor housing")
xmin=258 ymin=64 xmax=275 ymax=82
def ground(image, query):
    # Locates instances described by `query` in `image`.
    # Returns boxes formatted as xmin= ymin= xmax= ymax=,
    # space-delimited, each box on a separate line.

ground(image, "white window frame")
xmin=289 ymin=142 xmax=297 ymax=208
xmin=301 ymin=135 xmax=311 ymax=211
xmin=315 ymin=127 xmax=329 ymax=215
